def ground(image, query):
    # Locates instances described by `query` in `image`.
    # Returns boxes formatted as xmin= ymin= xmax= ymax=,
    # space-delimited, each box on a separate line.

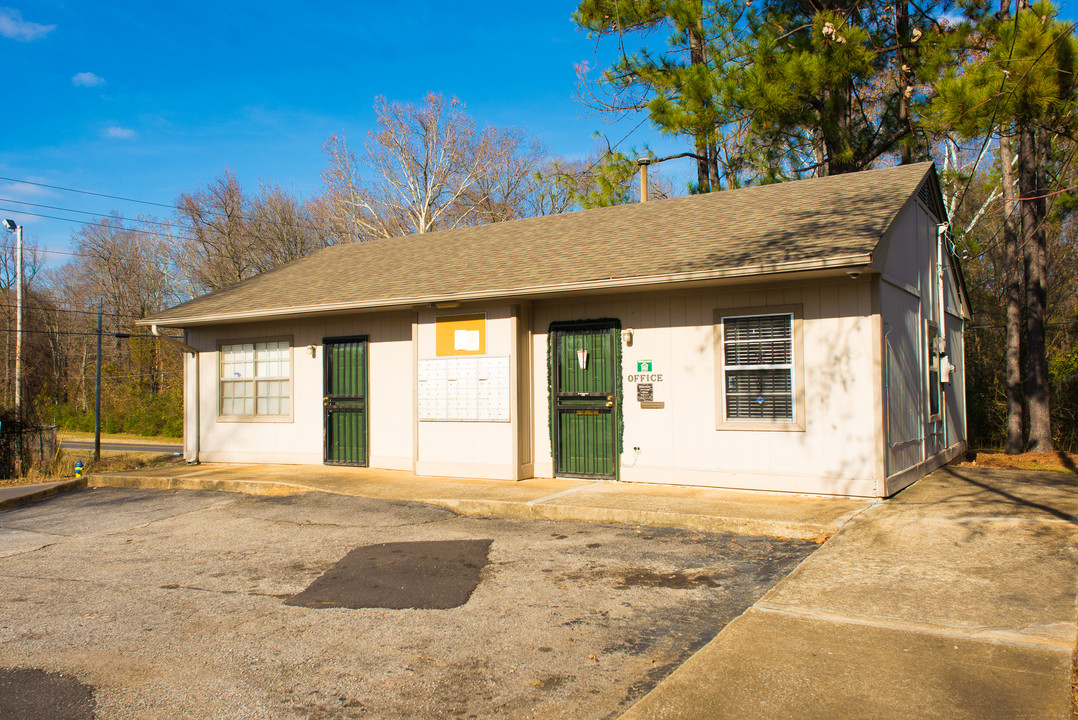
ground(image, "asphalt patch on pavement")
xmin=0 ymin=667 xmax=95 ymax=720
xmin=286 ymin=539 xmax=493 ymax=610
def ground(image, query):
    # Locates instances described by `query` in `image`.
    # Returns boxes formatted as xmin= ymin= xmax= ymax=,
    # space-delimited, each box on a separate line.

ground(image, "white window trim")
xmin=714 ymin=304 xmax=806 ymax=432
xmin=217 ymin=336 xmax=294 ymax=423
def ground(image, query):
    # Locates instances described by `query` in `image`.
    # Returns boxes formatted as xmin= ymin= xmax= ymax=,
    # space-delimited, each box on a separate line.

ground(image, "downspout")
xmin=151 ymin=324 xmax=199 ymax=464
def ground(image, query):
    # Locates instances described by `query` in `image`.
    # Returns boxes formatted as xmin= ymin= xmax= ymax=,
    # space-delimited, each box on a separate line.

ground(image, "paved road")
xmin=61 ymin=440 xmax=181 ymax=454
xmin=0 ymin=487 xmax=817 ymax=720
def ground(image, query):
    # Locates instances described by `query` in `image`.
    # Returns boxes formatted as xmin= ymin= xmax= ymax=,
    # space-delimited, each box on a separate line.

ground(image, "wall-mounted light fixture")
xmin=621 ymin=328 xmax=634 ymax=346
xmin=307 ymin=345 xmax=317 ymax=358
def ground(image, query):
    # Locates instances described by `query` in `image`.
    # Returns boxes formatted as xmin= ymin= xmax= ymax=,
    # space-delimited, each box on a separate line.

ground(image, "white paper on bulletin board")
xmin=418 ymin=356 xmax=510 ymax=422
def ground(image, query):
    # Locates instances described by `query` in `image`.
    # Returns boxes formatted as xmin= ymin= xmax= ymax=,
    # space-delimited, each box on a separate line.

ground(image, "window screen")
xmin=220 ymin=340 xmax=291 ymax=417
xmin=722 ymin=314 xmax=794 ymax=421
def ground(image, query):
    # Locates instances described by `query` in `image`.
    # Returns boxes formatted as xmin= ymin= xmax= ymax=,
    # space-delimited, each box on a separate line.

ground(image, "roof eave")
xmin=138 ymin=253 xmax=874 ymax=328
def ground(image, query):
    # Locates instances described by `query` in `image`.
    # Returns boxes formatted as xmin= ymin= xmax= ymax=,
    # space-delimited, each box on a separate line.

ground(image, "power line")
xmin=0 ymin=327 xmax=165 ymax=338
xmin=0 ymin=303 xmax=147 ymax=320
xmin=0 ymin=175 xmax=179 ymax=211
xmin=69 ymin=371 xmax=183 ymax=380
xmin=0 ymin=192 xmax=333 ymax=246
xmin=949 ymin=9 xmax=1021 ymax=218
xmin=0 ymin=206 xmax=187 ymax=244
xmin=0 ymin=197 xmax=180 ymax=230
xmin=968 ymin=321 xmax=1078 ymax=330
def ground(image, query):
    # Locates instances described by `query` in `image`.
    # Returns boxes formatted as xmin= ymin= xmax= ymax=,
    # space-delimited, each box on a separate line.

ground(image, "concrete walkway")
xmin=619 ymin=465 xmax=1078 ymax=720
xmin=80 ymin=463 xmax=870 ymax=540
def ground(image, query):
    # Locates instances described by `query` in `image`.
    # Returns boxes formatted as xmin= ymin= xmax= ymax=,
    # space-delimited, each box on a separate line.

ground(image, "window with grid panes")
xmin=722 ymin=313 xmax=794 ymax=421
xmin=219 ymin=341 xmax=291 ymax=417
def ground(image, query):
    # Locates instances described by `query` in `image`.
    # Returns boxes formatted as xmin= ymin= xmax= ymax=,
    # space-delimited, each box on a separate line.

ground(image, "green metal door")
xmin=324 ymin=336 xmax=368 ymax=466
xmin=551 ymin=321 xmax=619 ymax=478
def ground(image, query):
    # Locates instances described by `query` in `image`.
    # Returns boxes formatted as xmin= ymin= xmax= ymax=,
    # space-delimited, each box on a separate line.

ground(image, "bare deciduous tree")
xmin=456 ymin=129 xmax=547 ymax=225
xmin=247 ymin=183 xmax=333 ymax=271
xmin=176 ymin=170 xmax=255 ymax=292
xmin=176 ymin=172 xmax=330 ymax=292
xmin=321 ymin=93 xmax=539 ymax=238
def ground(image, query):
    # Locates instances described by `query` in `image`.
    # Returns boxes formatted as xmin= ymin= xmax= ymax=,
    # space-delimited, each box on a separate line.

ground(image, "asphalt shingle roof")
xmin=143 ymin=162 xmax=937 ymax=326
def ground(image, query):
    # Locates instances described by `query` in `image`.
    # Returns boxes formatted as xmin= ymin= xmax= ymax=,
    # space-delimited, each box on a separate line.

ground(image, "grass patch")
xmin=955 ymin=450 xmax=1078 ymax=474
xmin=0 ymin=449 xmax=184 ymax=488
xmin=62 ymin=430 xmax=182 ymax=446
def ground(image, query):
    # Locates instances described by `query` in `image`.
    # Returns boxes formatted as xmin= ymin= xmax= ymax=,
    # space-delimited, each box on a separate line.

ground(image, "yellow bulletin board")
xmin=436 ymin=314 xmax=486 ymax=356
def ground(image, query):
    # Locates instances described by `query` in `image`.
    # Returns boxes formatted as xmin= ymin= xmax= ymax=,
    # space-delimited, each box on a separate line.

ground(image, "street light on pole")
xmin=2 ymin=219 xmax=22 ymax=420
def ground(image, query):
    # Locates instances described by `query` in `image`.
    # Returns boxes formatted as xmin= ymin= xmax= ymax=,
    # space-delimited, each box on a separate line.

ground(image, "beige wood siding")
xmin=413 ymin=303 xmax=524 ymax=480
xmin=186 ymin=313 xmax=413 ymax=468
xmin=531 ymin=278 xmax=880 ymax=497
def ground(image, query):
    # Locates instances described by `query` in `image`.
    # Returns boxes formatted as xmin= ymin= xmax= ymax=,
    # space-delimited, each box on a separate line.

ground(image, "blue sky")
xmin=1 ymin=0 xmax=686 ymax=262
xmin=2 ymin=0 xmax=1077 ymax=264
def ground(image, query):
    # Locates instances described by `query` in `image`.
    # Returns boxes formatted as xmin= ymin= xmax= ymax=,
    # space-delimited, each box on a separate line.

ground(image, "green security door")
xmin=551 ymin=321 xmax=620 ymax=479
xmin=323 ymin=336 xmax=368 ymax=466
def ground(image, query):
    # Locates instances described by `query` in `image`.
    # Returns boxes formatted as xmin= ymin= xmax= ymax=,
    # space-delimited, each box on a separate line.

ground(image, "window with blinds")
xmin=722 ymin=313 xmax=794 ymax=422
xmin=219 ymin=340 xmax=292 ymax=418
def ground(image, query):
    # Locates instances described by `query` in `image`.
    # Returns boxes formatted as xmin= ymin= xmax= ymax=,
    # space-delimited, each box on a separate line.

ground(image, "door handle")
xmin=323 ymin=396 xmax=329 ymax=406
xmin=605 ymin=401 xmax=614 ymax=407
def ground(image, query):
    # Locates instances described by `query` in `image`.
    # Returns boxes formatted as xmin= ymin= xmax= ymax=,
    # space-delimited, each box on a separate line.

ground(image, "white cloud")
xmin=103 ymin=126 xmax=136 ymax=140
xmin=0 ymin=182 xmax=52 ymax=200
xmin=72 ymin=72 xmax=105 ymax=88
xmin=0 ymin=8 xmax=55 ymax=42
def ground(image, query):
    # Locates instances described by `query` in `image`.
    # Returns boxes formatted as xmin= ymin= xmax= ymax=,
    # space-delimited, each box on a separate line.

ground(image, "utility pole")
xmin=14 ymin=221 xmax=21 ymax=421
xmin=2 ymin=219 xmax=23 ymax=475
xmin=95 ymin=302 xmax=102 ymax=461
xmin=2 ymin=219 xmax=22 ymax=419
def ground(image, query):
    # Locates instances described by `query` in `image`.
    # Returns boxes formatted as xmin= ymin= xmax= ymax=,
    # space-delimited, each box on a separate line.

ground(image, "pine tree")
xmin=934 ymin=0 xmax=1078 ymax=451
xmin=575 ymin=0 xmax=967 ymax=186
xmin=574 ymin=0 xmax=730 ymax=190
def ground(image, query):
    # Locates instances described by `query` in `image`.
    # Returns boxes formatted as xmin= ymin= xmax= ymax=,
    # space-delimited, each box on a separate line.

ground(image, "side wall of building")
xmin=878 ymin=197 xmax=967 ymax=496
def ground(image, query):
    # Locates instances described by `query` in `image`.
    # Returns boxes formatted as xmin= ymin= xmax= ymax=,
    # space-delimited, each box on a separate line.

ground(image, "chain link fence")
xmin=0 ymin=420 xmax=57 ymax=479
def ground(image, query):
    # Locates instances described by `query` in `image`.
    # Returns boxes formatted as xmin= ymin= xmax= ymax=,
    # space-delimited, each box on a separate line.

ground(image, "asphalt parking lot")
xmin=0 ymin=488 xmax=817 ymax=720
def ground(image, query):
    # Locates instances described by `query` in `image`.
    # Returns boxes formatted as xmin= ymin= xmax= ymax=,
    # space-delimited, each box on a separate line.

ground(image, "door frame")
xmin=549 ymin=319 xmax=621 ymax=480
xmin=323 ymin=335 xmax=369 ymax=467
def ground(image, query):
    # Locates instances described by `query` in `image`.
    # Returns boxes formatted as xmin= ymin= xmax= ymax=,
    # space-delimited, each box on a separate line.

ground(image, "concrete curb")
xmin=0 ymin=478 xmax=87 ymax=511
xmin=432 ymin=498 xmax=835 ymax=540
xmin=88 ymin=474 xmax=314 ymax=497
xmin=85 ymin=473 xmax=854 ymax=539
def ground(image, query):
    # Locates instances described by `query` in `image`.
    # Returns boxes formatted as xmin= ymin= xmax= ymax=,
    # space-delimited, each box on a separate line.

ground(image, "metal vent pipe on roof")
xmin=636 ymin=159 xmax=650 ymax=203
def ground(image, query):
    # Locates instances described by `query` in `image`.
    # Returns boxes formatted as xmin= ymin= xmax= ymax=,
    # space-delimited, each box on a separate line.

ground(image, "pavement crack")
xmin=753 ymin=602 xmax=1073 ymax=651
xmin=159 ymin=583 xmax=289 ymax=599
xmin=527 ymin=480 xmax=607 ymax=506
xmin=2 ymin=572 xmax=87 ymax=584
xmin=268 ymin=518 xmax=346 ymax=529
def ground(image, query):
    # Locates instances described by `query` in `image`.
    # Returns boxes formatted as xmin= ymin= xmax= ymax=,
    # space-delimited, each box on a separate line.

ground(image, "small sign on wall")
xmin=636 ymin=383 xmax=653 ymax=401
xmin=436 ymin=314 xmax=486 ymax=356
